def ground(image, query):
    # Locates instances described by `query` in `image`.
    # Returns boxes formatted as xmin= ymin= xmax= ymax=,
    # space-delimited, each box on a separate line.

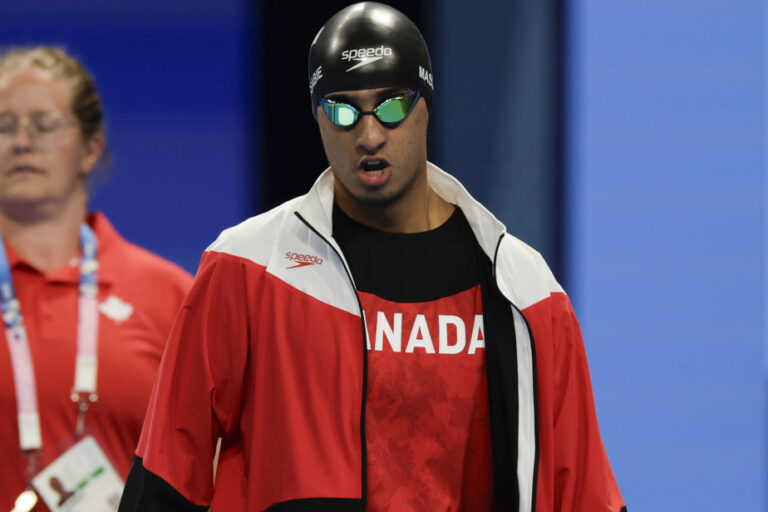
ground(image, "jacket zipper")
xmin=295 ymin=212 xmax=368 ymax=510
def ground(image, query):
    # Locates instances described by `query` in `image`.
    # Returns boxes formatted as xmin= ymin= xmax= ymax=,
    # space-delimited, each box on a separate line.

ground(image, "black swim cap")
xmin=308 ymin=2 xmax=434 ymax=119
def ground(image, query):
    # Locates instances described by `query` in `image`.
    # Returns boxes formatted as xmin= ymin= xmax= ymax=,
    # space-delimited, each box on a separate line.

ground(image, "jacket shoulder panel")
xmin=495 ymin=234 xmax=563 ymax=310
xmin=204 ymin=198 xmax=360 ymax=317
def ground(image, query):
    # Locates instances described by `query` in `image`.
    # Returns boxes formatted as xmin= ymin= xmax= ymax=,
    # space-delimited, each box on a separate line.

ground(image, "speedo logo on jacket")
xmin=285 ymin=252 xmax=323 ymax=269
xmin=364 ymin=311 xmax=485 ymax=355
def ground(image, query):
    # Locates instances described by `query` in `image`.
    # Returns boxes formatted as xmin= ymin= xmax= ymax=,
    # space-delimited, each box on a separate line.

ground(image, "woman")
xmin=0 ymin=47 xmax=192 ymax=511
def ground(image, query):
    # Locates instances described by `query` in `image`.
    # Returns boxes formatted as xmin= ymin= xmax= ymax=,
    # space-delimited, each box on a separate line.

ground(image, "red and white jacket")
xmin=120 ymin=163 xmax=626 ymax=512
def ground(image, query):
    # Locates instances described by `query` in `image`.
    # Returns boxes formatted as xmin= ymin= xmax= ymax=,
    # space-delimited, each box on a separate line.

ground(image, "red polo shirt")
xmin=0 ymin=212 xmax=192 ymax=512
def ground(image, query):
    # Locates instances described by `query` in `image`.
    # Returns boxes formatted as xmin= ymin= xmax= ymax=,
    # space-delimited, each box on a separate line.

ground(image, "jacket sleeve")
xmin=119 ymin=250 xmax=251 ymax=511
xmin=551 ymin=292 xmax=626 ymax=512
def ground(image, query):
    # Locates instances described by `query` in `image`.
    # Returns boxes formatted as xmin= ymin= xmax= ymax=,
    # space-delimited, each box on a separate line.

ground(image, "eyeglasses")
xmin=321 ymin=90 xmax=419 ymax=129
xmin=0 ymin=112 xmax=72 ymax=141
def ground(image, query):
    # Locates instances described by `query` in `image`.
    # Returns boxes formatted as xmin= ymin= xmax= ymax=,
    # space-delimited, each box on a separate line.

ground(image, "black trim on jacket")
xmin=481 ymin=252 xmax=521 ymax=511
xmin=118 ymin=455 xmax=208 ymax=512
xmin=264 ymin=498 xmax=363 ymax=511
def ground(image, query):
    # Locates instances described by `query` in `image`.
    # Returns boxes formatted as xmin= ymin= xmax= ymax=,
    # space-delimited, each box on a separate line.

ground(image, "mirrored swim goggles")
xmin=320 ymin=90 xmax=419 ymax=128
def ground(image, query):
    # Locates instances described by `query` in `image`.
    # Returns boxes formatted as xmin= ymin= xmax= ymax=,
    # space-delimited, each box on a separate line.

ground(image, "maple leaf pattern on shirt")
xmin=362 ymin=286 xmax=494 ymax=512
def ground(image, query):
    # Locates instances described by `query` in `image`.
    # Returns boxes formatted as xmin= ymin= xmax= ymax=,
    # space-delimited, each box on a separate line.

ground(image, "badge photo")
xmin=31 ymin=436 xmax=123 ymax=512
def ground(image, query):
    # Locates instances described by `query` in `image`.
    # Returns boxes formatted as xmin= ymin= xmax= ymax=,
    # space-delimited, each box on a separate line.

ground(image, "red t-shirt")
xmin=333 ymin=205 xmax=494 ymax=512
xmin=0 ymin=213 xmax=192 ymax=511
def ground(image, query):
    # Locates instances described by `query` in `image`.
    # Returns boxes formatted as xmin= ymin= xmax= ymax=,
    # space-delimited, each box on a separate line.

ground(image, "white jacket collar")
xmin=294 ymin=162 xmax=507 ymax=261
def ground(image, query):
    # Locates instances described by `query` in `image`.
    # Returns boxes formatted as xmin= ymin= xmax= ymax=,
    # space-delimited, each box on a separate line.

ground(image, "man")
xmin=119 ymin=3 xmax=626 ymax=511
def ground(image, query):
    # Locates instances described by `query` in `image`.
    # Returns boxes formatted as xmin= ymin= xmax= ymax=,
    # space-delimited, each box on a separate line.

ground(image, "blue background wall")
xmin=567 ymin=1 xmax=764 ymax=509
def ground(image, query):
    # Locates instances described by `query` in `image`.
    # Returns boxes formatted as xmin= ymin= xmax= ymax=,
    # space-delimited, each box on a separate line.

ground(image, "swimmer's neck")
xmin=334 ymin=178 xmax=454 ymax=234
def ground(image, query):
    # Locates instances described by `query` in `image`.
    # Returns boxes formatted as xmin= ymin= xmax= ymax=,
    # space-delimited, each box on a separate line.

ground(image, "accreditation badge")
xmin=31 ymin=436 xmax=123 ymax=512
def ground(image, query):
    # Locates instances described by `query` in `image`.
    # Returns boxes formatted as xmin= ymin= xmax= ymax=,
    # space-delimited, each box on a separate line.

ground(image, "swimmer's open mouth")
xmin=360 ymin=158 xmax=389 ymax=174
xmin=357 ymin=158 xmax=391 ymax=187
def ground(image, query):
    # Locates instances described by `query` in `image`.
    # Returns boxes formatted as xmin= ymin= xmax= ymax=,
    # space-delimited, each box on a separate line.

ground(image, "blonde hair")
xmin=0 ymin=46 xmax=104 ymax=141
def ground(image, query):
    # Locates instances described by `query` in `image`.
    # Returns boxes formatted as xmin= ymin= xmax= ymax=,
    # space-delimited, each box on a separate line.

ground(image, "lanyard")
xmin=1 ymin=223 xmax=99 ymax=452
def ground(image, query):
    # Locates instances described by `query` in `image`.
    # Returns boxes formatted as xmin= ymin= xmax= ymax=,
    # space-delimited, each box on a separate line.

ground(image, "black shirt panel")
xmin=331 ymin=204 xmax=491 ymax=303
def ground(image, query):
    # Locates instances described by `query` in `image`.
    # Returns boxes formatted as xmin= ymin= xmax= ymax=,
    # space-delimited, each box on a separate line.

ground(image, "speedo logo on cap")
xmin=341 ymin=46 xmax=393 ymax=72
